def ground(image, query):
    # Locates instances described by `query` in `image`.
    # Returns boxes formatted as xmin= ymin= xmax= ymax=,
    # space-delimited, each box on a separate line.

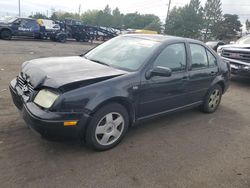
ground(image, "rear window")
xmin=206 ymin=50 xmax=217 ymax=67
xmin=190 ymin=43 xmax=208 ymax=69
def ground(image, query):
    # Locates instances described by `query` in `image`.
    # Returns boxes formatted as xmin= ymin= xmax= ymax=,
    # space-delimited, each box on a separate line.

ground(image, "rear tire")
xmin=85 ymin=103 xmax=129 ymax=151
xmin=57 ymin=34 xmax=66 ymax=43
xmin=202 ymin=84 xmax=222 ymax=113
xmin=1 ymin=29 xmax=12 ymax=40
xmin=75 ymin=34 xmax=81 ymax=42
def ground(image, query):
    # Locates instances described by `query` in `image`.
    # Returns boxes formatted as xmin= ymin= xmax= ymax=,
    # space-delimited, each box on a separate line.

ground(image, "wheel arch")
xmin=209 ymin=76 xmax=226 ymax=94
xmin=90 ymin=97 xmax=136 ymax=127
xmin=216 ymin=80 xmax=225 ymax=93
xmin=0 ymin=28 xmax=12 ymax=35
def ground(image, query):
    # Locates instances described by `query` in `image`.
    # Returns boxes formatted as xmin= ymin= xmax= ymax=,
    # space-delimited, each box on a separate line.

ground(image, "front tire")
xmin=57 ymin=34 xmax=66 ymax=43
xmin=85 ymin=103 xmax=129 ymax=151
xmin=202 ymin=84 xmax=222 ymax=113
xmin=1 ymin=29 xmax=12 ymax=40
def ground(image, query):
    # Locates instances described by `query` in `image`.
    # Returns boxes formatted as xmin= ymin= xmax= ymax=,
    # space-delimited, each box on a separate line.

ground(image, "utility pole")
xmin=166 ymin=0 xmax=172 ymax=21
xmin=78 ymin=4 xmax=81 ymax=16
xmin=18 ymin=0 xmax=21 ymax=17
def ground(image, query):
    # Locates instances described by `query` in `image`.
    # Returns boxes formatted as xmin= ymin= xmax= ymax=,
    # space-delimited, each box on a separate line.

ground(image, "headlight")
xmin=34 ymin=89 xmax=59 ymax=108
xmin=217 ymin=47 xmax=223 ymax=55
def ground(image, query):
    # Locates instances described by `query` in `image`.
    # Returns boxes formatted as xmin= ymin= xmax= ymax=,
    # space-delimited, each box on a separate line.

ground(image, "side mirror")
xmin=146 ymin=66 xmax=172 ymax=79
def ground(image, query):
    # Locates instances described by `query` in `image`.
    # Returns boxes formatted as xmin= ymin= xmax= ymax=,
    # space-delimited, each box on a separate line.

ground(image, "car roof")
xmin=16 ymin=17 xmax=36 ymax=21
xmin=122 ymin=34 xmax=203 ymax=44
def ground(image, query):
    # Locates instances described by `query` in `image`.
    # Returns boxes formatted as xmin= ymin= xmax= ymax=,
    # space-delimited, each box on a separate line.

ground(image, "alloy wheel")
xmin=95 ymin=112 xmax=125 ymax=146
xmin=208 ymin=89 xmax=220 ymax=110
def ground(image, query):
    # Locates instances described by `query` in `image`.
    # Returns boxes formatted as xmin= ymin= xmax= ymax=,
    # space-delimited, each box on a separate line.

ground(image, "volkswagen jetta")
xmin=10 ymin=34 xmax=230 ymax=150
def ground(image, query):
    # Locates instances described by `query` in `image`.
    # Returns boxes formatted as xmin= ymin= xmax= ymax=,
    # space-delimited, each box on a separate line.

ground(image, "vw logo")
xmin=22 ymin=84 xmax=29 ymax=93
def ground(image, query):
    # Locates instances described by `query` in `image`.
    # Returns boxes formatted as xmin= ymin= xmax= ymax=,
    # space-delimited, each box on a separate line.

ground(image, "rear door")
xmin=187 ymin=43 xmax=219 ymax=103
xmin=25 ymin=19 xmax=40 ymax=36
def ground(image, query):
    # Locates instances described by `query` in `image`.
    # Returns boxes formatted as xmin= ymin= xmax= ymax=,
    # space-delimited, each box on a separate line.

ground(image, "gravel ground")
xmin=0 ymin=39 xmax=250 ymax=188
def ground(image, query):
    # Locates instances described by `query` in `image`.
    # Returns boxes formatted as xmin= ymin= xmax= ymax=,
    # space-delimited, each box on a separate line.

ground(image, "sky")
xmin=0 ymin=0 xmax=250 ymax=25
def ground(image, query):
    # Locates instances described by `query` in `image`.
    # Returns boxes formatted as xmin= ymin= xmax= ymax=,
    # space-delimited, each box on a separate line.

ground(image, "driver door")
xmin=15 ymin=19 xmax=37 ymax=37
xmin=138 ymin=43 xmax=189 ymax=118
xmin=11 ymin=18 xmax=22 ymax=35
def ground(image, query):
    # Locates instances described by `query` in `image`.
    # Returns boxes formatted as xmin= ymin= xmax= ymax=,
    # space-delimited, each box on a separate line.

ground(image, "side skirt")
xmin=135 ymin=101 xmax=203 ymax=123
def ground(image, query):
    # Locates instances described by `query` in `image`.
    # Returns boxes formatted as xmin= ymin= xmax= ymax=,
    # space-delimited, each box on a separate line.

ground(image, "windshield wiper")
xmin=88 ymin=58 xmax=110 ymax=67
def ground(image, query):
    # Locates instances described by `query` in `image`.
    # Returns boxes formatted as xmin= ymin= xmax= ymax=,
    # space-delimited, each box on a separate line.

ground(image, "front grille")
xmin=222 ymin=49 xmax=250 ymax=63
xmin=17 ymin=75 xmax=34 ymax=94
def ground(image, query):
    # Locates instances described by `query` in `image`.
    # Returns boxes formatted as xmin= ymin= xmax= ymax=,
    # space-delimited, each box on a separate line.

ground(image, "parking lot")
xmin=0 ymin=39 xmax=250 ymax=188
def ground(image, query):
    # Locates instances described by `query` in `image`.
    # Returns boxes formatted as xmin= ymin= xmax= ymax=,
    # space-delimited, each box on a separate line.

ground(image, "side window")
xmin=26 ymin=20 xmax=35 ymax=28
xmin=20 ymin=19 xmax=29 ymax=27
xmin=154 ymin=43 xmax=186 ymax=72
xmin=26 ymin=20 xmax=39 ymax=31
xmin=190 ymin=43 xmax=208 ymax=69
xmin=206 ymin=49 xmax=217 ymax=67
xmin=13 ymin=19 xmax=21 ymax=25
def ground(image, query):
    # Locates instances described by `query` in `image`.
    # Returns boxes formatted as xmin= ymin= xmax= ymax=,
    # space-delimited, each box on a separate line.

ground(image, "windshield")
xmin=85 ymin=36 xmax=160 ymax=71
xmin=236 ymin=35 xmax=250 ymax=44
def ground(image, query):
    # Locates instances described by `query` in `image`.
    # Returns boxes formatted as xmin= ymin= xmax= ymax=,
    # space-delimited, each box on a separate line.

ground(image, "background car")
xmin=0 ymin=17 xmax=67 ymax=42
xmin=217 ymin=35 xmax=250 ymax=77
xmin=206 ymin=41 xmax=225 ymax=51
xmin=0 ymin=17 xmax=40 ymax=39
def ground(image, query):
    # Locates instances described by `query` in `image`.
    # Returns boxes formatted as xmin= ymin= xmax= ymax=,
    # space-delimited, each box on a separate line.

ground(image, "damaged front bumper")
xmin=9 ymin=78 xmax=90 ymax=138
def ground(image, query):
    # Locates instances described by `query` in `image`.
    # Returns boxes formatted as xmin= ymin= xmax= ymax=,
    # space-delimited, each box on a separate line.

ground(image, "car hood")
xmin=219 ymin=44 xmax=250 ymax=50
xmin=0 ymin=23 xmax=10 ymax=27
xmin=21 ymin=56 xmax=127 ymax=91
